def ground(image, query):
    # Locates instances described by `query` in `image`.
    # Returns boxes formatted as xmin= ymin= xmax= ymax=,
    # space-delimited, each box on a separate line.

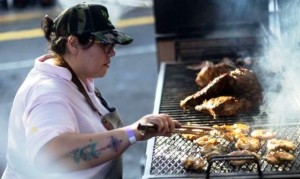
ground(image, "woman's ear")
xmin=66 ymin=36 xmax=79 ymax=54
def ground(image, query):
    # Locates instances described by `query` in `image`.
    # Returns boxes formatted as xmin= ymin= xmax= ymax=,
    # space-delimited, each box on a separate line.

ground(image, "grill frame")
xmin=142 ymin=62 xmax=300 ymax=179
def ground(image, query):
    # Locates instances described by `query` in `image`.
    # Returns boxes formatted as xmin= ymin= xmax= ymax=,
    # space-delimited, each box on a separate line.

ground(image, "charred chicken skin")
xmin=195 ymin=96 xmax=252 ymax=119
xmin=180 ymin=73 xmax=234 ymax=109
xmin=227 ymin=150 xmax=260 ymax=166
xmin=180 ymin=67 xmax=262 ymax=118
xmin=194 ymin=57 xmax=237 ymax=88
xmin=195 ymin=63 xmax=232 ymax=88
xmin=229 ymin=68 xmax=263 ymax=107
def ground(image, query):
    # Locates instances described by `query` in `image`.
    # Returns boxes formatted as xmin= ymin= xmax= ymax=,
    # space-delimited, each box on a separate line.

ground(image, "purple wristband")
xmin=125 ymin=128 xmax=136 ymax=144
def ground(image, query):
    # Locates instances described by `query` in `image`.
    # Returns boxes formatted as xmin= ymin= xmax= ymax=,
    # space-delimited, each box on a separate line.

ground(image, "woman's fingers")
xmin=173 ymin=119 xmax=182 ymax=128
xmin=150 ymin=114 xmax=181 ymax=134
xmin=136 ymin=113 xmax=182 ymax=139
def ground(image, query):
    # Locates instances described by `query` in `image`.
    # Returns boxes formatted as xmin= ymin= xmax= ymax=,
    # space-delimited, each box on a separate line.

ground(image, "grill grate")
xmin=146 ymin=63 xmax=300 ymax=178
xmin=159 ymin=62 xmax=264 ymax=124
xmin=150 ymin=124 xmax=300 ymax=177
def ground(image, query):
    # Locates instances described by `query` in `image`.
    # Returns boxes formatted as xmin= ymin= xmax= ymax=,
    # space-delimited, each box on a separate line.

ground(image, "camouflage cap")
xmin=53 ymin=3 xmax=133 ymax=45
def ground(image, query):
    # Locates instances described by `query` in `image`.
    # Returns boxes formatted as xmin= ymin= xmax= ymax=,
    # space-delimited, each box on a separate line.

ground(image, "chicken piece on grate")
xmin=201 ymin=143 xmax=227 ymax=158
xmin=195 ymin=62 xmax=232 ymax=88
xmin=194 ymin=135 xmax=218 ymax=146
xmin=182 ymin=156 xmax=195 ymax=169
xmin=274 ymin=151 xmax=295 ymax=161
xmin=182 ymin=156 xmax=206 ymax=171
xmin=180 ymin=67 xmax=262 ymax=118
xmin=267 ymin=139 xmax=296 ymax=151
xmin=192 ymin=158 xmax=206 ymax=171
xmin=181 ymin=133 xmax=204 ymax=141
xmin=235 ymin=136 xmax=261 ymax=152
xmin=180 ymin=73 xmax=235 ymax=109
xmin=232 ymin=123 xmax=250 ymax=134
xmin=264 ymin=151 xmax=295 ymax=164
xmin=213 ymin=123 xmax=248 ymax=142
xmin=250 ymin=129 xmax=276 ymax=140
xmin=229 ymin=67 xmax=263 ymax=107
xmin=194 ymin=96 xmax=252 ymax=119
xmin=194 ymin=58 xmax=236 ymax=88
xmin=186 ymin=60 xmax=214 ymax=71
xmin=227 ymin=150 xmax=260 ymax=166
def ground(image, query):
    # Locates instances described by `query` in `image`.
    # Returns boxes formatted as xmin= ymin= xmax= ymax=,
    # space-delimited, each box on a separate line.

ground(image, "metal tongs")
xmin=137 ymin=123 xmax=214 ymax=135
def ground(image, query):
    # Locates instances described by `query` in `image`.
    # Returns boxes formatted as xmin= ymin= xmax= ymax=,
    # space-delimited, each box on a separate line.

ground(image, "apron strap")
xmin=95 ymin=88 xmax=114 ymax=112
xmin=62 ymin=60 xmax=114 ymax=130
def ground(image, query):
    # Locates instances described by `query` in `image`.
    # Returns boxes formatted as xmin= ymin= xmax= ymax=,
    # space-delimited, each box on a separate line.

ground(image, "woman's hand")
xmin=129 ymin=114 xmax=182 ymax=141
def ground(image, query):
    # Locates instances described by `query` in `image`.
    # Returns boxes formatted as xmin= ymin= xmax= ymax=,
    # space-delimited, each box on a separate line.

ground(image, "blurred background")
xmin=0 ymin=0 xmax=157 ymax=179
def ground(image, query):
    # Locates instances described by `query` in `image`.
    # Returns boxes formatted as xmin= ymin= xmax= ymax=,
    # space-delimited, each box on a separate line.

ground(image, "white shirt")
xmin=2 ymin=54 xmax=112 ymax=179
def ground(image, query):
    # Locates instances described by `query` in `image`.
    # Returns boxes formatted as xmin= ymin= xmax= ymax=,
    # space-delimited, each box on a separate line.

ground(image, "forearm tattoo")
xmin=70 ymin=136 xmax=122 ymax=164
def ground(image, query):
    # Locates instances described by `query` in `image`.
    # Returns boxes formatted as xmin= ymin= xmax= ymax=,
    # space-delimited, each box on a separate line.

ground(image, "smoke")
xmin=255 ymin=0 xmax=300 ymax=123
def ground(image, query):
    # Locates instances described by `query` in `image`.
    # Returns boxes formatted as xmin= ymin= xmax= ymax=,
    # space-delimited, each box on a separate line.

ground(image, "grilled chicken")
xmin=227 ymin=150 xmax=259 ymax=166
xmin=182 ymin=157 xmax=205 ymax=171
xmin=205 ymin=149 xmax=226 ymax=160
xmin=213 ymin=124 xmax=233 ymax=132
xmin=180 ymin=67 xmax=262 ymax=118
xmin=264 ymin=153 xmax=281 ymax=165
xmin=181 ymin=134 xmax=202 ymax=141
xmin=213 ymin=124 xmax=236 ymax=142
xmin=195 ymin=135 xmax=218 ymax=146
xmin=267 ymin=139 xmax=296 ymax=151
xmin=229 ymin=68 xmax=263 ymax=106
xmin=195 ymin=96 xmax=252 ymax=119
xmin=201 ymin=144 xmax=227 ymax=159
xmin=213 ymin=123 xmax=249 ymax=142
xmin=195 ymin=63 xmax=232 ymax=88
xmin=264 ymin=151 xmax=295 ymax=164
xmin=186 ymin=60 xmax=214 ymax=71
xmin=235 ymin=137 xmax=261 ymax=152
xmin=194 ymin=58 xmax=236 ymax=88
xmin=200 ymin=143 xmax=219 ymax=155
xmin=182 ymin=156 xmax=195 ymax=169
xmin=232 ymin=123 xmax=250 ymax=134
xmin=274 ymin=151 xmax=295 ymax=161
xmin=250 ymin=129 xmax=276 ymax=140
xmin=180 ymin=73 xmax=235 ymax=109
xmin=221 ymin=131 xmax=236 ymax=142
xmin=192 ymin=158 xmax=206 ymax=171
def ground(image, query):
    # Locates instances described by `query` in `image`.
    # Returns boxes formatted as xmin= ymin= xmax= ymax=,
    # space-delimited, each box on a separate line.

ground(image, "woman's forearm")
xmin=33 ymin=113 xmax=181 ymax=173
xmin=35 ymin=127 xmax=131 ymax=173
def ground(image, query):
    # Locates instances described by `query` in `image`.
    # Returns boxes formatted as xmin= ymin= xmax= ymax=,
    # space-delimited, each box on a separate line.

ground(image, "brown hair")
xmin=40 ymin=15 xmax=96 ymax=56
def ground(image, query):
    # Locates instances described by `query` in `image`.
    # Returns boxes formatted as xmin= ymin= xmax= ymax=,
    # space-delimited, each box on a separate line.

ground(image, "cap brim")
xmin=91 ymin=29 xmax=133 ymax=45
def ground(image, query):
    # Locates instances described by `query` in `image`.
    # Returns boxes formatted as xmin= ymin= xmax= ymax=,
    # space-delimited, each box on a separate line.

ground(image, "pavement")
xmin=58 ymin=0 xmax=152 ymax=23
xmin=0 ymin=1 xmax=157 ymax=179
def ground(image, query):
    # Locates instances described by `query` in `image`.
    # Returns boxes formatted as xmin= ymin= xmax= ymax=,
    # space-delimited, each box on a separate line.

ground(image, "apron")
xmin=96 ymin=108 xmax=124 ymax=179
xmin=63 ymin=62 xmax=124 ymax=179
xmin=104 ymin=108 xmax=123 ymax=179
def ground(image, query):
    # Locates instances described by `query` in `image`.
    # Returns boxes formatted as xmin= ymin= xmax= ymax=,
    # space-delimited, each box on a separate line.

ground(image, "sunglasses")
xmin=93 ymin=40 xmax=116 ymax=54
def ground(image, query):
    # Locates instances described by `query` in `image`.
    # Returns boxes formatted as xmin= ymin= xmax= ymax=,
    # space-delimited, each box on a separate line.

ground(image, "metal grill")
xmin=158 ymin=62 xmax=263 ymax=124
xmin=150 ymin=125 xmax=300 ymax=178
xmin=143 ymin=63 xmax=300 ymax=178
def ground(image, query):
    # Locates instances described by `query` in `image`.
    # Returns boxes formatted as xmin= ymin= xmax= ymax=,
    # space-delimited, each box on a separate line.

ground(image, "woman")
xmin=1 ymin=3 xmax=181 ymax=179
